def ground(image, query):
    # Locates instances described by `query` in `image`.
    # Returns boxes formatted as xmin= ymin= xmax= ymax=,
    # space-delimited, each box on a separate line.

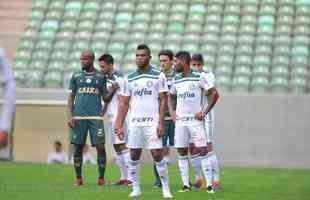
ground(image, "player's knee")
xmin=95 ymin=144 xmax=105 ymax=152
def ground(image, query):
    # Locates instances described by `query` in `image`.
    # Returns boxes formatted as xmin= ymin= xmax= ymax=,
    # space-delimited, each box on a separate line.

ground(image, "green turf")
xmin=0 ymin=162 xmax=309 ymax=200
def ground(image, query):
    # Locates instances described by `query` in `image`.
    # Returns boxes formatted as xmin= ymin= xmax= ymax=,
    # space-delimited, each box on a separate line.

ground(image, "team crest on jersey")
xmin=146 ymin=80 xmax=153 ymax=88
xmin=86 ymin=78 xmax=92 ymax=83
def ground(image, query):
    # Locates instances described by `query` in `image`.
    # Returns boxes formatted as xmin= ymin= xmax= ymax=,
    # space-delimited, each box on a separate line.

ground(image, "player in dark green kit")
xmin=67 ymin=50 xmax=118 ymax=186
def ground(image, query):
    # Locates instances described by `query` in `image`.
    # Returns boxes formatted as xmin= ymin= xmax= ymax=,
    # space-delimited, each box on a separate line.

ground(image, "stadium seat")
xmin=271 ymin=77 xmax=289 ymax=93
xmin=206 ymin=4 xmax=223 ymax=14
xmin=218 ymin=44 xmax=235 ymax=55
xmin=236 ymin=45 xmax=253 ymax=56
xmin=272 ymin=66 xmax=289 ymax=78
xmin=290 ymin=77 xmax=308 ymax=94
xmin=232 ymin=76 xmax=250 ymax=92
xmin=136 ymin=2 xmax=153 ymax=12
xmin=152 ymin=13 xmax=169 ymax=23
xmin=83 ymin=1 xmax=100 ymax=12
xmin=235 ymin=65 xmax=252 ymax=76
xmin=44 ymin=71 xmax=63 ymax=88
xmin=118 ymin=2 xmax=135 ymax=12
xmin=251 ymin=76 xmax=269 ymax=92
xmin=235 ymin=55 xmax=252 ymax=66
xmin=50 ymin=0 xmax=65 ymax=11
xmin=215 ymin=75 xmax=231 ymax=92
xmin=133 ymin=12 xmax=151 ymax=23
xmin=167 ymin=23 xmax=184 ymax=34
xmin=216 ymin=64 xmax=233 ymax=76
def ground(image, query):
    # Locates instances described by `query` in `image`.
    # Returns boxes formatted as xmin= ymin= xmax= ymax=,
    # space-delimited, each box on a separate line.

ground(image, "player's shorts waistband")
xmin=73 ymin=116 xmax=103 ymax=120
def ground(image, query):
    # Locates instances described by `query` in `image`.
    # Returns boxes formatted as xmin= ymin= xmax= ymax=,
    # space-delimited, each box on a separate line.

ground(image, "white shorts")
xmin=204 ymin=120 xmax=215 ymax=144
xmin=127 ymin=125 xmax=162 ymax=149
xmin=175 ymin=123 xmax=207 ymax=148
xmin=106 ymin=121 xmax=127 ymax=145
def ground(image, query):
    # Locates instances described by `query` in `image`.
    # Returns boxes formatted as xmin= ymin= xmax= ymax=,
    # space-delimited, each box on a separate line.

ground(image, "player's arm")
xmin=158 ymin=92 xmax=167 ymax=137
xmin=202 ymin=87 xmax=219 ymax=116
xmin=114 ymin=95 xmax=130 ymax=139
xmin=102 ymin=82 xmax=119 ymax=103
xmin=168 ymin=93 xmax=177 ymax=122
xmin=67 ymin=92 xmax=75 ymax=128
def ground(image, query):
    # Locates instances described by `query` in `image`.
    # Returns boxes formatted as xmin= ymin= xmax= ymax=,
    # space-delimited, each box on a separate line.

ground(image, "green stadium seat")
xmin=83 ymin=1 xmax=100 ymax=12
xmin=240 ymin=15 xmax=257 ymax=25
xmin=296 ymin=0 xmax=310 ymax=6
xmin=272 ymin=66 xmax=289 ymax=78
xmin=154 ymin=3 xmax=170 ymax=13
xmin=218 ymin=44 xmax=235 ymax=55
xmin=29 ymin=60 xmax=48 ymax=70
xmin=222 ymin=24 xmax=238 ymax=34
xmin=147 ymin=33 xmax=165 ymax=42
xmin=169 ymin=13 xmax=186 ymax=23
xmin=116 ymin=12 xmax=132 ymax=23
xmin=217 ymin=55 xmax=234 ymax=66
xmin=291 ymin=66 xmax=308 ymax=78
xmin=50 ymin=50 xmax=69 ymax=62
xmin=255 ymin=45 xmax=272 ymax=55
xmin=216 ymin=64 xmax=233 ymax=76
xmin=272 ymin=55 xmax=290 ymax=67
xmin=50 ymin=0 xmax=65 ymax=11
xmin=123 ymin=52 xmax=136 ymax=63
xmin=47 ymin=61 xmax=64 ymax=70
xmin=222 ymin=15 xmax=240 ymax=25
xmin=207 ymin=4 xmax=223 ymax=14
xmin=35 ymin=40 xmax=53 ymax=50
xmin=238 ymin=35 xmax=255 ymax=44
xmin=271 ymin=77 xmax=289 ymax=93
xmin=236 ymin=45 xmax=253 ymax=55
xmin=32 ymin=0 xmax=49 ymax=10
xmin=290 ymin=77 xmax=308 ymax=94
xmin=258 ymin=15 xmax=275 ymax=26
xmin=224 ymin=5 xmax=240 ymax=14
xmin=273 ymin=35 xmax=291 ymax=46
xmin=296 ymin=5 xmax=310 ymax=15
xmin=53 ymin=40 xmax=71 ymax=51
xmin=259 ymin=5 xmax=276 ymax=15
xmin=63 ymin=10 xmax=80 ymax=19
xmin=251 ymin=76 xmax=269 ymax=92
xmin=75 ymin=31 xmax=92 ymax=40
xmin=232 ymin=76 xmax=250 ymax=92
xmin=167 ymin=23 xmax=184 ymax=34
xmin=29 ymin=10 xmax=45 ymax=21
xmin=27 ymin=19 xmax=41 ymax=30
xmin=25 ymin=70 xmax=44 ymax=88
xmin=291 ymin=56 xmax=308 ymax=67
xmin=235 ymin=65 xmax=252 ymax=76
xmin=205 ymin=14 xmax=222 ymax=25
xmin=220 ymin=35 xmax=237 ymax=45
xmin=45 ymin=10 xmax=63 ymax=20
xmin=68 ymin=51 xmax=82 ymax=62
xmin=273 ymin=45 xmax=291 ymax=56
xmin=80 ymin=11 xmax=97 ymax=20
xmin=202 ymin=44 xmax=217 ymax=55
xmin=13 ymin=59 xmax=29 ymax=69
xmin=255 ymin=34 xmax=273 ymax=44
xmin=208 ymin=0 xmax=225 ymax=5
xmin=235 ymin=55 xmax=252 ymax=66
xmin=203 ymin=24 xmax=220 ymax=34
xmin=275 ymin=24 xmax=292 ymax=35
xmin=185 ymin=24 xmax=202 ymax=34
xmin=19 ymin=40 xmax=35 ymax=50
xmin=136 ymin=2 xmax=153 ymax=12
xmin=292 ymin=35 xmax=310 ymax=46
xmin=278 ymin=0 xmax=294 ymax=6
xmin=278 ymin=5 xmax=294 ymax=16
xmin=129 ymin=32 xmax=146 ymax=43
xmin=171 ymin=3 xmax=188 ymax=14
xmin=164 ymin=43 xmax=181 ymax=52
xmin=92 ymin=31 xmax=110 ymax=41
xmin=215 ymin=75 xmax=231 ymax=92
xmin=190 ymin=3 xmax=206 ymax=14
xmin=165 ymin=33 xmax=182 ymax=43
xmin=242 ymin=4 xmax=258 ymax=14
xmin=295 ymin=16 xmax=310 ymax=26
xmin=71 ymin=41 xmax=89 ymax=51
xmin=202 ymin=34 xmax=218 ymax=44
xmin=60 ymin=20 xmax=77 ymax=31
xmin=118 ymin=2 xmax=135 ymax=12
xmin=66 ymin=61 xmax=81 ymax=71
xmin=95 ymin=21 xmax=113 ymax=32
xmin=152 ymin=13 xmax=169 ymax=23
xmin=203 ymin=54 xmax=217 ymax=67
xmin=188 ymin=14 xmax=205 ymax=23
xmin=257 ymin=25 xmax=274 ymax=35
xmin=107 ymin=42 xmax=126 ymax=52
xmin=15 ymin=49 xmax=31 ymax=61
xmin=65 ymin=1 xmax=82 ymax=12
xmin=277 ymin=15 xmax=294 ymax=25
xmin=77 ymin=20 xmax=95 ymax=31
xmin=252 ymin=65 xmax=270 ymax=76
xmin=101 ymin=1 xmax=117 ymax=11
xmin=291 ymin=45 xmax=309 ymax=57
xmin=294 ymin=24 xmax=310 ymax=35
xmin=254 ymin=55 xmax=271 ymax=68
xmin=182 ymin=43 xmax=200 ymax=54
xmin=133 ymin=12 xmax=151 ymax=23
xmin=131 ymin=22 xmax=149 ymax=32
xmin=44 ymin=71 xmax=63 ymax=88
xmin=90 ymin=42 xmax=106 ymax=52
xmin=261 ymin=0 xmax=277 ymax=5
xmin=114 ymin=22 xmax=131 ymax=32
xmin=97 ymin=11 xmax=115 ymax=22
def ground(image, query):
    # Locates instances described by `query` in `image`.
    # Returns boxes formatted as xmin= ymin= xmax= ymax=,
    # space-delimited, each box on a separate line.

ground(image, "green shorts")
xmin=162 ymin=119 xmax=175 ymax=147
xmin=70 ymin=119 xmax=105 ymax=146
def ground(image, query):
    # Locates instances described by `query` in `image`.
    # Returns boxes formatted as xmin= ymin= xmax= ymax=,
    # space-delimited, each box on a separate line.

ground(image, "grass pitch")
xmin=0 ymin=162 xmax=309 ymax=200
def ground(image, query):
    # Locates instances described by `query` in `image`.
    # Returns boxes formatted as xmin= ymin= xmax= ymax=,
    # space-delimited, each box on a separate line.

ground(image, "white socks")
xmin=209 ymin=151 xmax=220 ymax=185
xmin=190 ymin=154 xmax=203 ymax=181
xmin=115 ymin=149 xmax=130 ymax=180
xmin=178 ymin=155 xmax=190 ymax=187
xmin=200 ymin=154 xmax=213 ymax=187
xmin=155 ymin=159 xmax=170 ymax=190
xmin=129 ymin=159 xmax=141 ymax=190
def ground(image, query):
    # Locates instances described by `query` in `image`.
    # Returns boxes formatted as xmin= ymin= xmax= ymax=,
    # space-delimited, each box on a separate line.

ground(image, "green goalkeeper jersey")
xmin=69 ymin=70 xmax=107 ymax=119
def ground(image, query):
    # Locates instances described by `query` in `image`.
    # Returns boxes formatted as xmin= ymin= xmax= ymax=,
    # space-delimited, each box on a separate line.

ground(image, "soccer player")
xmin=0 ymin=48 xmax=15 ymax=149
xmin=99 ymin=53 xmax=131 ymax=186
xmin=191 ymin=54 xmax=222 ymax=189
xmin=153 ymin=49 xmax=176 ymax=188
xmin=169 ymin=51 xmax=219 ymax=193
xmin=67 ymin=50 xmax=118 ymax=186
xmin=115 ymin=44 xmax=173 ymax=198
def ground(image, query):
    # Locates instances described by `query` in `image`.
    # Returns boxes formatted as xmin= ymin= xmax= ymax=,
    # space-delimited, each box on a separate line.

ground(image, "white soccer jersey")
xmin=121 ymin=66 xmax=168 ymax=126
xmin=201 ymin=71 xmax=216 ymax=122
xmin=106 ymin=71 xmax=125 ymax=122
xmin=170 ymin=70 xmax=214 ymax=125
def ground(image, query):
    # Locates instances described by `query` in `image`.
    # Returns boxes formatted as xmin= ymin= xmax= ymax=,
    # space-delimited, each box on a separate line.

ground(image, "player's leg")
xmin=189 ymin=143 xmax=204 ymax=189
xmin=147 ymin=126 xmax=172 ymax=198
xmin=110 ymin=121 xmax=131 ymax=185
xmin=205 ymin=121 xmax=222 ymax=189
xmin=127 ymin=126 xmax=143 ymax=197
xmin=89 ymin=119 xmax=106 ymax=185
xmin=70 ymin=120 xmax=87 ymax=186
xmin=191 ymin=124 xmax=214 ymax=193
xmin=175 ymin=125 xmax=191 ymax=192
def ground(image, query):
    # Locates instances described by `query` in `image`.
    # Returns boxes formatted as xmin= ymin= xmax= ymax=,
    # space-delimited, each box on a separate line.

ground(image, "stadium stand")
xmin=10 ymin=0 xmax=310 ymax=94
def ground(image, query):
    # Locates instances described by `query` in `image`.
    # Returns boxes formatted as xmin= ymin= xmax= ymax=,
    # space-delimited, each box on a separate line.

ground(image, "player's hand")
xmin=115 ymin=126 xmax=125 ymax=140
xmin=67 ymin=117 xmax=75 ymax=128
xmin=171 ymin=111 xmax=177 ymax=122
xmin=195 ymin=111 xmax=205 ymax=121
xmin=156 ymin=124 xmax=164 ymax=138
xmin=0 ymin=130 xmax=8 ymax=149
xmin=110 ymin=83 xmax=119 ymax=92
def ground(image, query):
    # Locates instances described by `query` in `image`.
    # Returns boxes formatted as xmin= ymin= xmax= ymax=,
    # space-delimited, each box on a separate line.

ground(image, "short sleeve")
xmin=200 ymin=72 xmax=215 ymax=91
xmin=116 ymin=76 xmax=125 ymax=96
xmin=69 ymin=74 xmax=76 ymax=94
xmin=119 ymin=77 xmax=131 ymax=96
xmin=158 ymin=72 xmax=169 ymax=93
